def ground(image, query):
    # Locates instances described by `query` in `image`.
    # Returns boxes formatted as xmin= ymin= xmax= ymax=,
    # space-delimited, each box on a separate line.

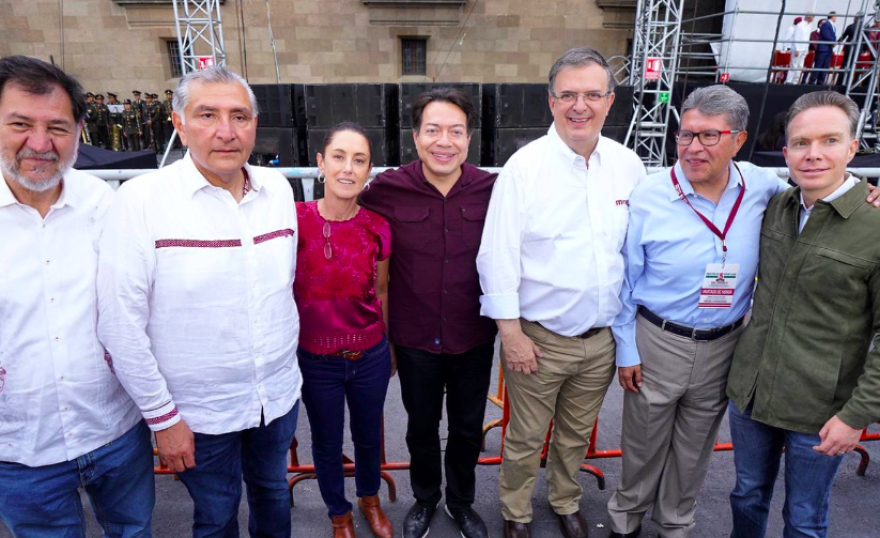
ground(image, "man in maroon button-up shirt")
xmin=359 ymin=88 xmax=497 ymax=538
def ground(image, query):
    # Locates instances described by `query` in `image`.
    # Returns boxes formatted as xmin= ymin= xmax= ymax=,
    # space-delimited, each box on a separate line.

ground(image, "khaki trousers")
xmin=499 ymin=319 xmax=616 ymax=522
xmin=607 ymin=313 xmax=744 ymax=538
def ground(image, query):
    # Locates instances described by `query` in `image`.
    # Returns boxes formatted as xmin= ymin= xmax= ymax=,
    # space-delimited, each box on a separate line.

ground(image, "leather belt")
xmin=329 ymin=350 xmax=364 ymax=360
xmin=577 ymin=327 xmax=605 ymax=339
xmin=638 ymin=306 xmax=744 ymax=342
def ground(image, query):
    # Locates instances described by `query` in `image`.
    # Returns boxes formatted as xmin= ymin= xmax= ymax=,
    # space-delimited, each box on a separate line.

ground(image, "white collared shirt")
xmin=799 ymin=175 xmax=859 ymax=233
xmin=97 ymin=153 xmax=301 ymax=434
xmin=0 ymin=170 xmax=141 ymax=467
xmin=477 ymin=124 xmax=647 ymax=336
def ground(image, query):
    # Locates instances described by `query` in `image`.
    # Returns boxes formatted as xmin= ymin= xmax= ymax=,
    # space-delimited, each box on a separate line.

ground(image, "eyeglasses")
xmin=552 ymin=91 xmax=612 ymax=104
xmin=323 ymin=222 xmax=332 ymax=260
xmin=676 ymin=129 xmax=741 ymax=147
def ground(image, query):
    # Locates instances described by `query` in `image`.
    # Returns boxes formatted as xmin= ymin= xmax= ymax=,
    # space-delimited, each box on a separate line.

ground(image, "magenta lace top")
xmin=294 ymin=201 xmax=391 ymax=354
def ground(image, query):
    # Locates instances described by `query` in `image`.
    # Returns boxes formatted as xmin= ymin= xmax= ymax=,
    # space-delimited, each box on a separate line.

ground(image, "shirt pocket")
xmin=393 ymin=206 xmax=432 ymax=251
xmin=460 ymin=203 xmax=487 ymax=248
xmin=807 ymin=247 xmax=871 ymax=295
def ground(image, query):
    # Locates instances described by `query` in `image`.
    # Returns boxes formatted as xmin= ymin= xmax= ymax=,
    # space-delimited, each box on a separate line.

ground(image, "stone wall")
xmin=0 ymin=0 xmax=635 ymax=92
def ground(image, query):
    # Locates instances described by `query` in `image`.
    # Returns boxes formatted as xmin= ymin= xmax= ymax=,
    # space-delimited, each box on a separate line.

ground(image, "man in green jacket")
xmin=726 ymin=90 xmax=880 ymax=538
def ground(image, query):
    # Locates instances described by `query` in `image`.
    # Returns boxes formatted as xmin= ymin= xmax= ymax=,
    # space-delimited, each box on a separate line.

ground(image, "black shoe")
xmin=557 ymin=511 xmax=588 ymax=538
xmin=403 ymin=502 xmax=436 ymax=538
xmin=608 ymin=524 xmax=642 ymax=538
xmin=503 ymin=520 xmax=531 ymax=538
xmin=445 ymin=505 xmax=489 ymax=538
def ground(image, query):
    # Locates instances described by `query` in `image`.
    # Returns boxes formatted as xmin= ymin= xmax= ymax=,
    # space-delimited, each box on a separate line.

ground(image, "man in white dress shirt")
xmin=0 ymin=56 xmax=154 ymax=537
xmin=98 ymin=66 xmax=301 ymax=538
xmin=477 ymin=47 xmax=647 ymax=538
xmin=788 ymin=14 xmax=814 ymax=84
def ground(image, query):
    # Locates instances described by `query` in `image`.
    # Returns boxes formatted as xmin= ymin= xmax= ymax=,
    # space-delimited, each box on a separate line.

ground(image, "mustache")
xmin=17 ymin=148 xmax=59 ymax=162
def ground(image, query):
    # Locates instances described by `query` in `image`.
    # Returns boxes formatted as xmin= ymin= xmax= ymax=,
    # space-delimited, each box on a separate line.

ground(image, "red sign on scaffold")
xmin=645 ymin=57 xmax=662 ymax=80
xmin=719 ymin=72 xmax=730 ymax=83
xmin=198 ymin=57 xmax=215 ymax=70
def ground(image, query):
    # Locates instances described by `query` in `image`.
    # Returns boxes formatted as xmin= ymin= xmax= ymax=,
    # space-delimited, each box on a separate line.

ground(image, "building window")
xmin=401 ymin=38 xmax=427 ymax=76
xmin=166 ymin=40 xmax=183 ymax=78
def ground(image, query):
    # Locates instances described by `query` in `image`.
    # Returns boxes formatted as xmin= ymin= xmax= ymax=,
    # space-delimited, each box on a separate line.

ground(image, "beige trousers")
xmin=499 ymin=319 xmax=616 ymax=522
xmin=607 ymin=313 xmax=744 ymax=538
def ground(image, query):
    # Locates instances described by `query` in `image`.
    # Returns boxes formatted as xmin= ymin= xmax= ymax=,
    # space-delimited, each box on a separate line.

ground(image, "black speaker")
xmin=600 ymin=125 xmax=629 ymax=145
xmin=606 ymin=85 xmax=635 ymax=126
xmin=399 ymin=83 xmax=482 ymax=129
xmin=305 ymin=84 xmax=398 ymax=128
xmin=493 ymin=127 xmax=546 ymax=166
xmin=251 ymin=127 xmax=301 ymax=166
xmin=495 ymin=84 xmax=553 ymax=128
xmin=398 ymin=128 xmax=481 ymax=166
xmin=307 ymin=127 xmax=398 ymax=167
xmin=251 ymin=84 xmax=294 ymax=127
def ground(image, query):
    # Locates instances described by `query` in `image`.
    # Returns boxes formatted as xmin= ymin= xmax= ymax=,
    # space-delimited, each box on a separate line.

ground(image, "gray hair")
xmin=548 ymin=47 xmax=616 ymax=96
xmin=786 ymin=90 xmax=859 ymax=139
xmin=681 ymin=85 xmax=749 ymax=131
xmin=172 ymin=65 xmax=259 ymax=120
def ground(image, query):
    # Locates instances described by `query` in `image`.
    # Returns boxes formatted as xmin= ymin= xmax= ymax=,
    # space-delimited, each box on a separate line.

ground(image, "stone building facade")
xmin=0 ymin=0 xmax=636 ymax=92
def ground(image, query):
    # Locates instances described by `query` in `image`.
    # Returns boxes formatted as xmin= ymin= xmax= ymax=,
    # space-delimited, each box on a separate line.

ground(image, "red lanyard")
xmin=670 ymin=163 xmax=746 ymax=263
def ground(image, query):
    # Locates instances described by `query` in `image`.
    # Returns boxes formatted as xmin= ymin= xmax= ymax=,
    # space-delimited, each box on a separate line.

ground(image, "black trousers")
xmin=396 ymin=340 xmax=495 ymax=508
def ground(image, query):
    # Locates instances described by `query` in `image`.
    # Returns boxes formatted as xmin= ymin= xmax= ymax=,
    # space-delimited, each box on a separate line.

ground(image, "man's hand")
xmin=813 ymin=415 xmax=862 ymax=457
xmin=866 ymin=183 xmax=880 ymax=207
xmin=618 ymin=365 xmax=643 ymax=393
xmin=155 ymin=419 xmax=196 ymax=472
xmin=497 ymin=320 xmax=542 ymax=374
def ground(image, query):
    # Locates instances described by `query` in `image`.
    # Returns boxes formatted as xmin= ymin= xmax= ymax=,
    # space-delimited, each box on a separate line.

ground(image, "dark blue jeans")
xmin=176 ymin=402 xmax=299 ymax=538
xmin=810 ymin=50 xmax=833 ymax=85
xmin=0 ymin=420 xmax=155 ymax=538
xmin=728 ymin=401 xmax=844 ymax=538
xmin=299 ymin=337 xmax=392 ymax=518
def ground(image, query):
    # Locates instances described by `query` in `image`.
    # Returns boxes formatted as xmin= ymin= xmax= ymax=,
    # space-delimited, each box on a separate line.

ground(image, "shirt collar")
xmin=667 ymin=160 xmax=743 ymax=202
xmin=180 ymin=151 xmax=261 ymax=198
xmin=0 ymin=169 xmax=80 ymax=209
xmin=798 ymin=174 xmax=859 ymax=210
xmin=546 ymin=123 xmax=604 ymax=167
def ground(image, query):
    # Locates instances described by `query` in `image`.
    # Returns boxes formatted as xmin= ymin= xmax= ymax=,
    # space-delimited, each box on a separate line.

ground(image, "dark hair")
xmin=0 ymin=55 xmax=86 ymax=123
xmin=320 ymin=121 xmax=372 ymax=160
xmin=411 ymin=88 xmax=476 ymax=134
xmin=548 ymin=47 xmax=616 ymax=95
xmin=786 ymin=91 xmax=859 ymax=140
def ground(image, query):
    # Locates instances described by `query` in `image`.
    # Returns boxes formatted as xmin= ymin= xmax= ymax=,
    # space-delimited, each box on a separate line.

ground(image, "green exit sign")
xmin=658 ymin=91 xmax=671 ymax=104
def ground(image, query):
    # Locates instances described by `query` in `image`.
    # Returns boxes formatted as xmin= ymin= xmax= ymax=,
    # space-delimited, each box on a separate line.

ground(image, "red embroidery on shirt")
xmin=0 ymin=366 xmax=6 ymax=394
xmin=155 ymin=238 xmax=243 ymax=249
xmin=616 ymin=199 xmax=630 ymax=206
xmin=103 ymin=350 xmax=116 ymax=375
xmin=146 ymin=408 xmax=179 ymax=425
xmin=254 ymin=228 xmax=294 ymax=245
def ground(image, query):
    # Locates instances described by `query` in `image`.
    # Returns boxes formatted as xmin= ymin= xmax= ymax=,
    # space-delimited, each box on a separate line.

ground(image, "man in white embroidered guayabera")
xmin=97 ymin=66 xmax=302 ymax=538
xmin=0 ymin=56 xmax=155 ymax=537
xmin=476 ymin=47 xmax=647 ymax=538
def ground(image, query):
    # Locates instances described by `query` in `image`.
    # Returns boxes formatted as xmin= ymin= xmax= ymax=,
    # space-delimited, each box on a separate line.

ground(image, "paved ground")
xmin=2 ymin=346 xmax=878 ymax=538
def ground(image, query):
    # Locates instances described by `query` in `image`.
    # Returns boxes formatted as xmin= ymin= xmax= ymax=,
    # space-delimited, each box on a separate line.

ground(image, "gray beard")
xmin=0 ymin=144 xmax=78 ymax=193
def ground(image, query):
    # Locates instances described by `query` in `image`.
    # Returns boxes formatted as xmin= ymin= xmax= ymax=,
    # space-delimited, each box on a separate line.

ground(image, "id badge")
xmin=699 ymin=263 xmax=739 ymax=309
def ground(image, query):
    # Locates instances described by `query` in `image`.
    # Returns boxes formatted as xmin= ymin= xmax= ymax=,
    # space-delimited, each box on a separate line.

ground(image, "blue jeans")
xmin=0 ymin=420 xmax=155 ymax=538
xmin=298 ymin=337 xmax=392 ymax=518
xmin=176 ymin=402 xmax=299 ymax=538
xmin=728 ymin=401 xmax=844 ymax=538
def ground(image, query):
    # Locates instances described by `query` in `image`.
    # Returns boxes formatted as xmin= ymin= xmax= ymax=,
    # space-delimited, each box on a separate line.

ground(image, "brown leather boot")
xmin=358 ymin=495 xmax=393 ymax=538
xmin=331 ymin=511 xmax=356 ymax=538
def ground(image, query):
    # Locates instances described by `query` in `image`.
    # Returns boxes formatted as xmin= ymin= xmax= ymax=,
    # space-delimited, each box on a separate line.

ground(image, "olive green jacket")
xmin=728 ymin=180 xmax=880 ymax=433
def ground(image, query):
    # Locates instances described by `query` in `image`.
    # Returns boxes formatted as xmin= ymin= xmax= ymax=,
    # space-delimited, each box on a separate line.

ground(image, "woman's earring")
xmin=317 ymin=174 xmax=326 ymax=184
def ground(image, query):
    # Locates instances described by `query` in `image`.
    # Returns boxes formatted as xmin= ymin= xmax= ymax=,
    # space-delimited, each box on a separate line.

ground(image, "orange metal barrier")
xmin=852 ymin=424 xmax=880 ymax=476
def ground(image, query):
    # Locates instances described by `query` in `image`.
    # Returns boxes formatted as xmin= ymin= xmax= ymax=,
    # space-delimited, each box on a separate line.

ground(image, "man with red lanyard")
xmin=606 ymin=85 xmax=880 ymax=538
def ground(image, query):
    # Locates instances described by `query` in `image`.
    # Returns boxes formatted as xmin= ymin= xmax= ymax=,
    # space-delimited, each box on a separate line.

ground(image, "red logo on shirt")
xmin=616 ymin=199 xmax=630 ymax=206
xmin=103 ymin=350 xmax=116 ymax=375
xmin=0 ymin=366 xmax=6 ymax=394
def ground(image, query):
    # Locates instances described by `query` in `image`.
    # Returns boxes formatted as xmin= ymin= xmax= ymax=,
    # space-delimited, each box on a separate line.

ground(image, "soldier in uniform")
xmin=132 ymin=90 xmax=149 ymax=149
xmin=147 ymin=93 xmax=166 ymax=152
xmin=121 ymin=99 xmax=142 ymax=152
xmin=84 ymin=92 xmax=98 ymax=145
xmin=163 ymin=89 xmax=176 ymax=149
xmin=94 ymin=93 xmax=111 ymax=149
xmin=107 ymin=92 xmax=123 ymax=151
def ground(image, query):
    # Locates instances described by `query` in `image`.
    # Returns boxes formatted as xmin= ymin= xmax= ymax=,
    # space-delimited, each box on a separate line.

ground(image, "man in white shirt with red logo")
xmin=98 ymin=66 xmax=301 ymax=538
xmin=0 ymin=56 xmax=154 ymax=537
xmin=477 ymin=47 xmax=646 ymax=538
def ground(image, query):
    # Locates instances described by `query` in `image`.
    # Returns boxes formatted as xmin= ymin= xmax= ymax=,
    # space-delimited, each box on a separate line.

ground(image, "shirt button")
xmin=443 ymin=289 xmax=448 ymax=294
xmin=54 ymin=336 xmax=60 ymax=341
xmin=444 ymin=227 xmax=448 ymax=233
xmin=443 ymin=317 xmax=447 ymax=322
xmin=46 ymin=260 xmax=51 ymax=264
xmin=445 ymin=259 xmax=449 ymax=264
xmin=50 ymin=297 xmax=55 ymax=302
xmin=434 ymin=338 xmax=441 ymax=345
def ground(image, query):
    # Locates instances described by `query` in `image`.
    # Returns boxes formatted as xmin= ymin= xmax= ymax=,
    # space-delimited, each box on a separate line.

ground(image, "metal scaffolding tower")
xmin=842 ymin=6 xmax=880 ymax=152
xmin=161 ymin=0 xmax=228 ymax=167
xmin=625 ymin=0 xmax=685 ymax=167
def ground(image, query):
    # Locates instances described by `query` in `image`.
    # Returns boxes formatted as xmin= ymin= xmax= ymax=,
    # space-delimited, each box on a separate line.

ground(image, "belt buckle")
xmin=340 ymin=350 xmax=363 ymax=360
xmin=692 ymin=327 xmax=699 ymax=340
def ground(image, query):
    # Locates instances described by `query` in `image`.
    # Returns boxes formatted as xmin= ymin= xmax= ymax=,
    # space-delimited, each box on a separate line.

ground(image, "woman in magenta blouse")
xmin=294 ymin=122 xmax=394 ymax=538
